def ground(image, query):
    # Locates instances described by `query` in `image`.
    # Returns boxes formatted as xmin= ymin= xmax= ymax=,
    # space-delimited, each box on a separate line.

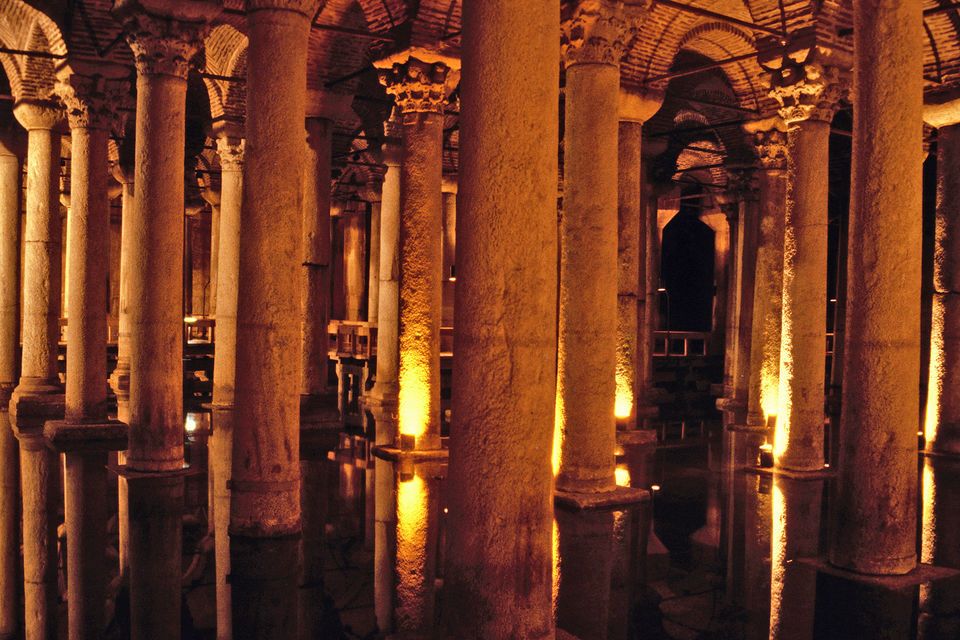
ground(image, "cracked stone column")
xmin=557 ymin=0 xmax=638 ymax=496
xmin=441 ymin=178 xmax=456 ymax=328
xmin=209 ymin=131 xmax=243 ymax=640
xmin=767 ymin=57 xmax=847 ymax=471
xmin=114 ymin=2 xmax=221 ymax=637
xmin=442 ymin=0 xmax=559 ymax=636
xmin=9 ymin=99 xmax=64 ymax=640
xmin=829 ymin=0 xmax=923 ymax=575
xmin=0 ymin=122 xmax=23 ymax=640
xmin=230 ymin=1 xmax=309 ymax=635
xmin=742 ymin=120 xmax=788 ymax=432
xmin=924 ymin=107 xmax=960 ymax=455
xmin=301 ymin=111 xmax=340 ymax=425
xmin=375 ymin=52 xmax=457 ymax=451
xmin=616 ymin=89 xmax=662 ymax=430
xmin=367 ymin=124 xmax=401 ymax=442
xmin=45 ymin=72 xmax=128 ymax=640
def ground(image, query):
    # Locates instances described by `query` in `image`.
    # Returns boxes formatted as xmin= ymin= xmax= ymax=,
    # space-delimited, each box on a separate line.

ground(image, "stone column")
xmin=367 ymin=127 xmax=401 ymax=441
xmin=767 ymin=57 xmax=846 ymax=470
xmin=343 ymin=212 xmax=366 ymax=321
xmin=9 ymin=99 xmax=64 ymax=640
xmin=924 ymin=118 xmax=960 ymax=454
xmin=829 ymin=0 xmax=923 ymax=575
xmin=0 ymin=123 xmax=23 ymax=640
xmin=113 ymin=3 xmax=220 ymax=637
xmin=638 ymin=186 xmax=661 ymax=416
xmin=556 ymin=1 xmax=637 ymax=496
xmin=742 ymin=120 xmax=788 ymax=431
xmin=616 ymin=89 xmax=661 ymax=430
xmin=363 ymin=175 xmax=384 ymax=325
xmin=202 ymin=175 xmax=221 ymax=316
xmin=441 ymin=178 xmax=456 ymax=328
xmin=45 ymin=72 xmax=128 ymax=640
xmin=210 ymin=132 xmax=243 ymax=640
xmin=375 ymin=53 xmax=457 ymax=451
xmin=442 ymin=0 xmax=559 ymax=636
xmin=230 ymin=1 xmax=310 ymax=635
xmin=301 ymin=116 xmax=338 ymax=424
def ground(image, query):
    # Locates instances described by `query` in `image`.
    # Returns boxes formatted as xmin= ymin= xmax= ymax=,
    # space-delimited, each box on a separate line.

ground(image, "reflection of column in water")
xmin=364 ymin=465 xmax=375 ymax=551
xmin=555 ymin=508 xmax=615 ymax=640
xmin=722 ymin=429 xmax=746 ymax=604
xmin=299 ymin=451 xmax=329 ymax=640
xmin=919 ymin=457 xmax=960 ymax=638
xmin=769 ymin=477 xmax=822 ymax=640
xmin=813 ymin=571 xmax=914 ymax=638
xmin=394 ymin=464 xmax=441 ymax=635
xmin=691 ymin=438 xmax=723 ymax=566
xmin=623 ymin=441 xmax=669 ymax=577
xmin=374 ymin=457 xmax=396 ymax=633
xmin=743 ymin=474 xmax=772 ymax=640
xmin=607 ymin=506 xmax=641 ymax=640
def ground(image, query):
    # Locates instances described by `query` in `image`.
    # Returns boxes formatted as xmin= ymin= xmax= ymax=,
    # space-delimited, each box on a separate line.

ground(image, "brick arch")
xmin=0 ymin=0 xmax=69 ymax=100
xmin=353 ymin=0 xmax=408 ymax=33
xmin=202 ymin=23 xmax=248 ymax=124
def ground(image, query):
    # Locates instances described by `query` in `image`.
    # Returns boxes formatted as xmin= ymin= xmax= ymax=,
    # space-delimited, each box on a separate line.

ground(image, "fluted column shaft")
xmin=557 ymin=2 xmax=634 ymax=493
xmin=377 ymin=54 xmax=454 ymax=450
xmin=0 ymin=127 xmax=21 ymax=640
xmin=10 ymin=101 xmax=63 ymax=640
xmin=926 ymin=123 xmax=960 ymax=454
xmin=443 ymin=0 xmax=559 ymax=636
xmin=829 ymin=0 xmax=923 ymax=575
xmin=230 ymin=3 xmax=310 ymax=636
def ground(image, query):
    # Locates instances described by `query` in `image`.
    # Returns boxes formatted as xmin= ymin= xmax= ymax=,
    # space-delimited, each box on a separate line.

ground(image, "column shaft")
xmin=830 ymin=0 xmax=923 ymax=575
xmin=776 ymin=119 xmax=830 ymax=470
xmin=230 ymin=5 xmax=310 ymax=636
xmin=557 ymin=61 xmax=620 ymax=493
xmin=616 ymin=120 xmax=641 ymax=428
xmin=926 ymin=123 xmax=960 ymax=454
xmin=367 ymin=199 xmax=381 ymax=324
xmin=343 ymin=213 xmax=366 ymax=321
xmin=441 ymin=186 xmax=456 ymax=327
xmin=443 ymin=0 xmax=559 ymax=636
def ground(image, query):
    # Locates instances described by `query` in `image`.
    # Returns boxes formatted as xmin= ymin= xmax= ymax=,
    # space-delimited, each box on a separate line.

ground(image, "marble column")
xmin=924 ymin=120 xmax=960 ymax=454
xmin=230 ymin=1 xmax=310 ymax=635
xmin=829 ymin=0 xmax=923 ymax=575
xmin=442 ymin=0 xmax=559 ymax=636
xmin=364 ymin=175 xmax=384 ymax=326
xmin=0 ymin=123 xmax=23 ymax=640
xmin=441 ymin=178 xmax=456 ymax=328
xmin=768 ymin=59 xmax=845 ymax=470
xmin=368 ymin=127 xmax=401 ymax=442
xmin=376 ymin=52 xmax=456 ymax=451
xmin=301 ymin=116 xmax=338 ymax=424
xmin=742 ymin=120 xmax=788 ymax=431
xmin=114 ymin=3 xmax=220 ymax=638
xmin=557 ymin=1 xmax=636 ymax=495
xmin=616 ymin=89 xmax=661 ymax=430
xmin=9 ymin=99 xmax=64 ymax=640
xmin=210 ymin=132 xmax=243 ymax=640
xmin=343 ymin=212 xmax=366 ymax=321
xmin=45 ymin=72 xmax=128 ymax=640
xmin=202 ymin=174 xmax=221 ymax=317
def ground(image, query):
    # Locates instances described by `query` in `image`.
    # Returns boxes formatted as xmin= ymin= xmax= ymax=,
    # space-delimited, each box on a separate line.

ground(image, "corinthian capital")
xmin=216 ymin=136 xmax=245 ymax=171
xmin=744 ymin=118 xmax=789 ymax=172
xmin=55 ymin=74 xmax=125 ymax=131
xmin=562 ymin=0 xmax=638 ymax=68
xmin=375 ymin=50 xmax=458 ymax=116
xmin=766 ymin=50 xmax=850 ymax=124
xmin=114 ymin=3 xmax=220 ymax=79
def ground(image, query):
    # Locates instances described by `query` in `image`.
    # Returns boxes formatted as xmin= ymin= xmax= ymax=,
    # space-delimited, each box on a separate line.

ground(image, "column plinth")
xmin=829 ymin=0 xmax=923 ymax=576
xmin=767 ymin=57 xmax=847 ymax=471
xmin=376 ymin=53 xmax=458 ymax=452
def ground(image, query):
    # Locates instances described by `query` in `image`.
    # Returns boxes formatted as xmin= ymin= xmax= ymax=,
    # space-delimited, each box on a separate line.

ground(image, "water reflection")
xmin=919 ymin=457 xmax=960 ymax=639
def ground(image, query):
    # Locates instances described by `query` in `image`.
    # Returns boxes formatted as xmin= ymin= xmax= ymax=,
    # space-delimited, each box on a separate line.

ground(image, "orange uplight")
xmin=396 ymin=471 xmax=430 ymax=627
xmin=924 ymin=299 xmax=945 ymax=445
xmin=615 ymin=350 xmax=634 ymax=420
xmin=552 ymin=391 xmax=564 ymax=477
xmin=398 ymin=354 xmax=430 ymax=442
xmin=615 ymin=464 xmax=631 ymax=488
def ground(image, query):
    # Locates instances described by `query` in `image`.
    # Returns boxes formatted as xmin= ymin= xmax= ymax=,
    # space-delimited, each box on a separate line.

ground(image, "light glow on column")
xmin=924 ymin=298 xmax=945 ymax=445
xmin=398 ymin=354 xmax=430 ymax=441
xmin=396 ymin=470 xmax=429 ymax=631
xmin=614 ymin=370 xmax=633 ymax=420
xmin=920 ymin=459 xmax=936 ymax=607
xmin=769 ymin=481 xmax=786 ymax=636
xmin=553 ymin=390 xmax=565 ymax=477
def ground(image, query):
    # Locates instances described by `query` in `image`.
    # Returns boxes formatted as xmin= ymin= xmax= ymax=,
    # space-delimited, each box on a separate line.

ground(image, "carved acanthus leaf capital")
xmin=117 ymin=11 xmax=213 ymax=79
xmin=56 ymin=75 xmax=124 ymax=131
xmin=378 ymin=57 xmax=452 ymax=115
xmin=750 ymin=126 xmax=788 ymax=172
xmin=767 ymin=58 xmax=849 ymax=124
xmin=725 ymin=168 xmax=759 ymax=203
xmin=562 ymin=0 xmax=638 ymax=68
xmin=216 ymin=136 xmax=245 ymax=171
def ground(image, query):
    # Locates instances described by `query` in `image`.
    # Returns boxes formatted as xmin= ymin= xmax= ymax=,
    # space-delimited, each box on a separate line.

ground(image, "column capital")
xmin=114 ymin=2 xmax=221 ymax=79
xmin=766 ymin=51 xmax=850 ymax=124
xmin=744 ymin=118 xmax=788 ymax=172
xmin=55 ymin=74 xmax=125 ymax=131
xmin=13 ymin=99 xmax=64 ymax=132
xmin=924 ymin=88 xmax=960 ymax=129
xmin=441 ymin=177 xmax=458 ymax=195
xmin=562 ymin=0 xmax=638 ymax=68
xmin=375 ymin=50 xmax=458 ymax=116
xmin=619 ymin=87 xmax=663 ymax=123
xmin=216 ymin=136 xmax=245 ymax=171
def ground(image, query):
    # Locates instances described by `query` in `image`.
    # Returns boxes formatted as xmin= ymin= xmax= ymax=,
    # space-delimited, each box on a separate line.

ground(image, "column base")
xmin=799 ymin=557 xmax=959 ymax=588
xmin=44 ymin=419 xmax=128 ymax=453
xmin=554 ymin=485 xmax=649 ymax=511
xmin=9 ymin=386 xmax=64 ymax=438
xmin=616 ymin=429 xmax=657 ymax=447
xmin=746 ymin=465 xmax=835 ymax=481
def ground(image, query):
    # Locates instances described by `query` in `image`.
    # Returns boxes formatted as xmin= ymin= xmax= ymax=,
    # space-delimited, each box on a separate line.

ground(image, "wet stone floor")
xmin=74 ymin=414 xmax=960 ymax=639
